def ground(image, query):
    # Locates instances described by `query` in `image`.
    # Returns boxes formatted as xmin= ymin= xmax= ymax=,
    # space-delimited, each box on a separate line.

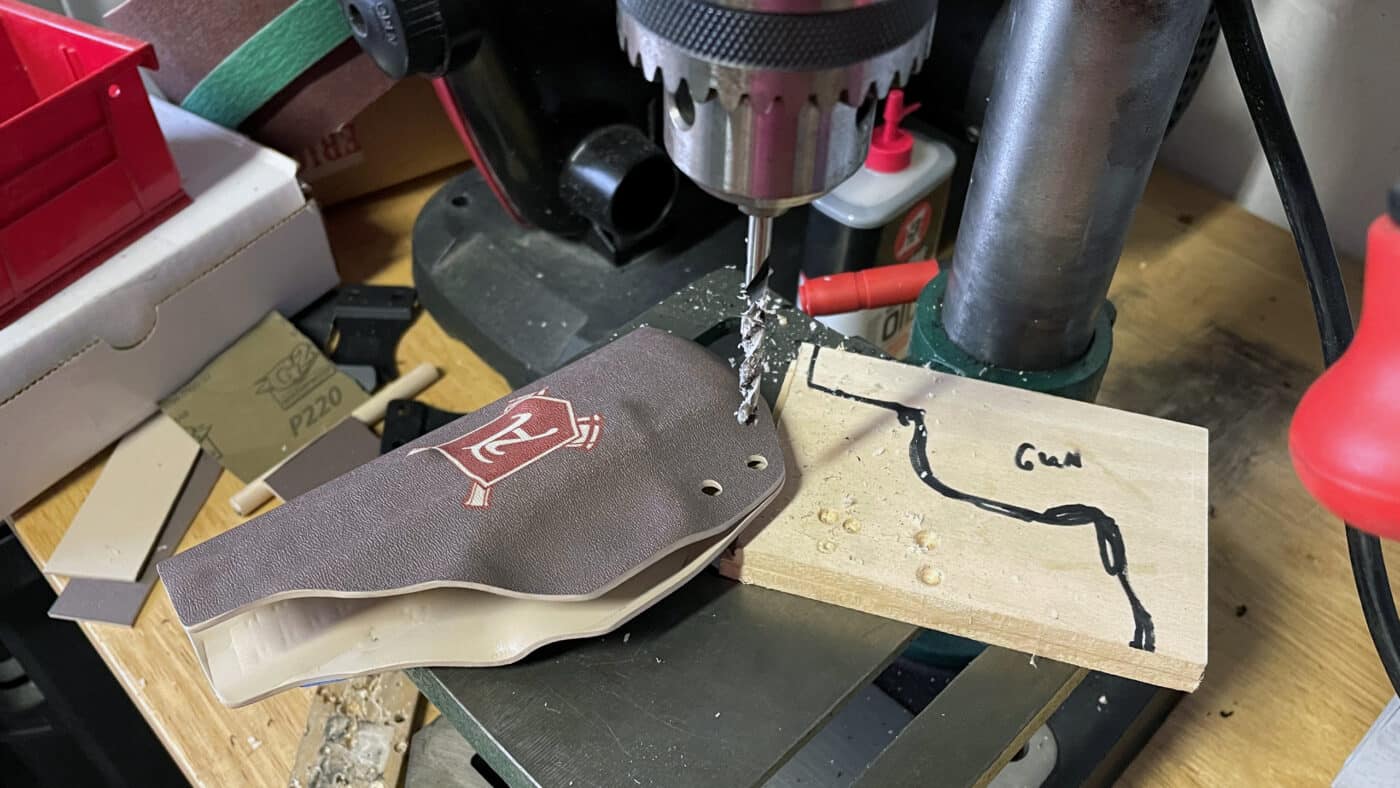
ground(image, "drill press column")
xmin=940 ymin=0 xmax=1213 ymax=372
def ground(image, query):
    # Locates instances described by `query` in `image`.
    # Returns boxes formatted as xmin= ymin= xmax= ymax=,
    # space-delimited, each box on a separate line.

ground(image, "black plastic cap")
xmin=341 ymin=0 xmax=454 ymax=79
xmin=559 ymin=125 xmax=679 ymax=240
xmin=1389 ymin=181 xmax=1400 ymax=225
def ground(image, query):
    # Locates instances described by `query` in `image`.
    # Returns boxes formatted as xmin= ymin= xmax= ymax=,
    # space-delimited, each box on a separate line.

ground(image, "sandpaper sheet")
xmin=45 ymin=414 xmax=203 ymax=582
xmin=160 ymin=312 xmax=368 ymax=483
xmin=104 ymin=0 xmax=394 ymax=151
xmin=265 ymin=418 xmax=380 ymax=501
xmin=49 ymin=452 xmax=222 ymax=626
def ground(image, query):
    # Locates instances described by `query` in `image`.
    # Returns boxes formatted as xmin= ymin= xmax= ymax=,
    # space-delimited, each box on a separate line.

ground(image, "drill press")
xmin=615 ymin=0 xmax=937 ymax=420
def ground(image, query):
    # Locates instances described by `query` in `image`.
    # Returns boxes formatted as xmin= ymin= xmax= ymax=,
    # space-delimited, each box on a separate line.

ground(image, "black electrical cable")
xmin=1346 ymin=527 xmax=1400 ymax=696
xmin=1215 ymin=0 xmax=1400 ymax=696
xmin=1216 ymin=1 xmax=1353 ymax=362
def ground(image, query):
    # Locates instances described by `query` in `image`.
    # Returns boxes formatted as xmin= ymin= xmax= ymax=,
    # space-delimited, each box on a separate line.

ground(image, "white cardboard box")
xmin=0 ymin=100 xmax=340 ymax=517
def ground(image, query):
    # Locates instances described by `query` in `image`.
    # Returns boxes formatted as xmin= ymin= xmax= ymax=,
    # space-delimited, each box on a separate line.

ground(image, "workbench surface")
xmin=11 ymin=165 xmax=1396 ymax=786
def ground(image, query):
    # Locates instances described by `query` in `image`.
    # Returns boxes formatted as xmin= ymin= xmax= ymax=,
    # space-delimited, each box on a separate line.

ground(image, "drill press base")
xmin=411 ymin=169 xmax=806 ymax=387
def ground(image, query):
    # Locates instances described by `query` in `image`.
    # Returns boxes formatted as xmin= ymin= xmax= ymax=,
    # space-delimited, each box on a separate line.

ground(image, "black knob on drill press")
xmin=339 ymin=0 xmax=481 ymax=79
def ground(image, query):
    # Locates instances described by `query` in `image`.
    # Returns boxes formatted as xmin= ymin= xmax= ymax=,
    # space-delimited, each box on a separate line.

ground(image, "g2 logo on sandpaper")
xmin=410 ymin=390 xmax=603 ymax=508
xmin=254 ymin=343 xmax=332 ymax=409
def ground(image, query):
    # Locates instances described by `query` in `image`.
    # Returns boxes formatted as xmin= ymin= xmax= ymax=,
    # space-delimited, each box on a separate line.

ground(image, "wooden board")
xmin=721 ymin=343 xmax=1209 ymax=691
xmin=46 ymin=414 xmax=202 ymax=582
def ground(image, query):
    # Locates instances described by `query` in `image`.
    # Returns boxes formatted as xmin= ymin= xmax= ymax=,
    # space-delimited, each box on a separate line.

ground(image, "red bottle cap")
xmin=1290 ymin=214 xmax=1400 ymax=538
xmin=866 ymin=89 xmax=922 ymax=173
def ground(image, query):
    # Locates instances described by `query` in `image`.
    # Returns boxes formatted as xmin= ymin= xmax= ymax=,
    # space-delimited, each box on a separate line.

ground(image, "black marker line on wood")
xmin=1016 ymin=443 xmax=1085 ymax=471
xmin=805 ymin=347 xmax=1155 ymax=652
xmin=1015 ymin=442 xmax=1037 ymax=470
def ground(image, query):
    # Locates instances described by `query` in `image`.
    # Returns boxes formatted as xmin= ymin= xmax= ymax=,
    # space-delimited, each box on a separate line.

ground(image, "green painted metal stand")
xmin=907 ymin=272 xmax=1116 ymax=402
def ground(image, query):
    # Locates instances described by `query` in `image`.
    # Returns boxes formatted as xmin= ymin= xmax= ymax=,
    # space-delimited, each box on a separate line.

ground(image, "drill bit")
xmin=736 ymin=213 xmax=775 ymax=424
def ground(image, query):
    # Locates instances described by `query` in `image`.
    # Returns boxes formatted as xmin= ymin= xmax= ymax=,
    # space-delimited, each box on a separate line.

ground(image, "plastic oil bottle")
xmin=803 ymin=89 xmax=955 ymax=357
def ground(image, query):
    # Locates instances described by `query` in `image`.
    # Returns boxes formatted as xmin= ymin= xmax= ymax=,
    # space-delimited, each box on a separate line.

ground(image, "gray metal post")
xmin=941 ymin=0 xmax=1212 ymax=370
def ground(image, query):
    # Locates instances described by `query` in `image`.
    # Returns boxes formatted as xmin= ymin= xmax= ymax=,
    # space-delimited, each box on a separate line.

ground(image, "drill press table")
xmin=415 ymin=576 xmax=1092 ymax=787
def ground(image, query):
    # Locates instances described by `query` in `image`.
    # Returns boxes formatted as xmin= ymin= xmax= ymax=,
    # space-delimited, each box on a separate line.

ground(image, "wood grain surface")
xmin=1102 ymin=174 xmax=1400 ymax=787
xmin=9 ymin=164 xmax=1399 ymax=786
xmin=722 ymin=343 xmax=1209 ymax=691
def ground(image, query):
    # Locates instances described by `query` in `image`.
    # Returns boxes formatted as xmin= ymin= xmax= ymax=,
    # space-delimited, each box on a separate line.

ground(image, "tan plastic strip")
xmin=46 ymin=414 xmax=203 ymax=582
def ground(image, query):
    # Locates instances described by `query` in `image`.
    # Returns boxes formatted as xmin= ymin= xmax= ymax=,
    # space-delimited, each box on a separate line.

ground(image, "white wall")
xmin=1160 ymin=0 xmax=1400 ymax=260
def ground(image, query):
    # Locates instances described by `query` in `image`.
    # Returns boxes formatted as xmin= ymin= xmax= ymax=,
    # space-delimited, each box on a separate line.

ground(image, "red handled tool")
xmin=1290 ymin=210 xmax=1400 ymax=538
xmin=798 ymin=259 xmax=941 ymax=317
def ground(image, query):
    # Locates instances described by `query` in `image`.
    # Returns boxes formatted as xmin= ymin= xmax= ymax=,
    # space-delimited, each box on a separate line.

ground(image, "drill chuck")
xmin=618 ymin=0 xmax=937 ymax=215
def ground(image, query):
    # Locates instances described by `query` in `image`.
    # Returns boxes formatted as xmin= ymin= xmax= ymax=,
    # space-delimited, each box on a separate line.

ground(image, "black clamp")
xmin=295 ymin=285 xmax=419 ymax=391
xmin=380 ymin=399 xmax=464 ymax=455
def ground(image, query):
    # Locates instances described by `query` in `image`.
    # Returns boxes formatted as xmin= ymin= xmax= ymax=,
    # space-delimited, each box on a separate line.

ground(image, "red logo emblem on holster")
xmin=409 ymin=390 xmax=602 ymax=508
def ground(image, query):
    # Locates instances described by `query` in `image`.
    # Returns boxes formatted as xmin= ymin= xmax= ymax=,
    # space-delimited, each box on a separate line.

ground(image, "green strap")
xmin=181 ymin=0 xmax=352 ymax=130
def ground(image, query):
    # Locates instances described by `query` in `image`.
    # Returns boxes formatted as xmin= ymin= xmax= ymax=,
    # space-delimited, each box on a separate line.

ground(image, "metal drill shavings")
xmin=735 ymin=283 xmax=775 ymax=424
xmin=736 ymin=213 xmax=776 ymax=424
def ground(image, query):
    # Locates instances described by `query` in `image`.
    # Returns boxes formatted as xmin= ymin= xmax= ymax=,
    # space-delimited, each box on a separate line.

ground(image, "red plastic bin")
xmin=0 ymin=0 xmax=186 ymax=328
